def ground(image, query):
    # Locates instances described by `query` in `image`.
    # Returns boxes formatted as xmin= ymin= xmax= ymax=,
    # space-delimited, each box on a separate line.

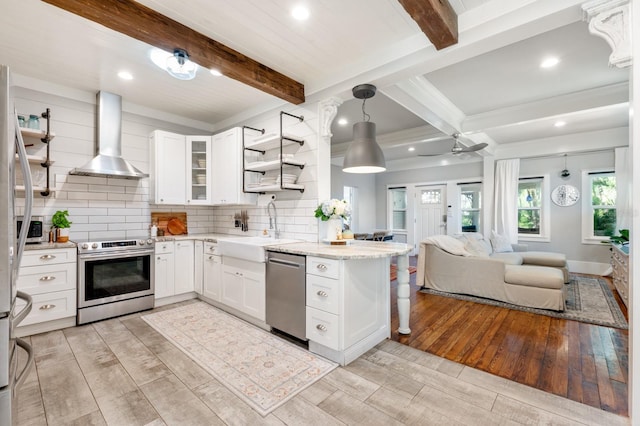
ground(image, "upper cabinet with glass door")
xmin=187 ymin=135 xmax=212 ymax=205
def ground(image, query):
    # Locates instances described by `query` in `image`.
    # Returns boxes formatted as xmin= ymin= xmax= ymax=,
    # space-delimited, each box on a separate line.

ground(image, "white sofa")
xmin=416 ymin=234 xmax=568 ymax=311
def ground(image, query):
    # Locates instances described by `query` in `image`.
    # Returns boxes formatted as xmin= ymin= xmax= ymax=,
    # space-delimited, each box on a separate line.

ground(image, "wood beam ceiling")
xmin=42 ymin=0 xmax=305 ymax=105
xmin=398 ymin=0 xmax=458 ymax=50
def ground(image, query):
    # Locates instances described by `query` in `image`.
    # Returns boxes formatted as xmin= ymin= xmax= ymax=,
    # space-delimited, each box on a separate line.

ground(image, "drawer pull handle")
xmin=316 ymin=324 xmax=327 ymax=331
xmin=317 ymin=290 xmax=328 ymax=297
xmin=39 ymin=276 xmax=56 ymax=282
xmin=317 ymin=264 xmax=327 ymax=271
xmin=40 ymin=254 xmax=56 ymax=260
xmin=39 ymin=304 xmax=55 ymax=310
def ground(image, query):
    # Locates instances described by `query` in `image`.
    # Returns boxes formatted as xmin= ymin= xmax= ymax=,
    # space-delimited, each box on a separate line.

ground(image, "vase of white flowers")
xmin=314 ymin=199 xmax=351 ymax=240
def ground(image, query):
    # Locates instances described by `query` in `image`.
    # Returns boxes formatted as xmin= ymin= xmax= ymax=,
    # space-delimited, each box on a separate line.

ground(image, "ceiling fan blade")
xmin=458 ymin=142 xmax=488 ymax=153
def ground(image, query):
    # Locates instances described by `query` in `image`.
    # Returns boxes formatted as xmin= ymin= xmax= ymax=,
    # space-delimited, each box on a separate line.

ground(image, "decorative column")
xmin=316 ymin=97 xmax=343 ymax=209
xmin=582 ymin=0 xmax=631 ymax=68
xmin=396 ymin=252 xmax=411 ymax=334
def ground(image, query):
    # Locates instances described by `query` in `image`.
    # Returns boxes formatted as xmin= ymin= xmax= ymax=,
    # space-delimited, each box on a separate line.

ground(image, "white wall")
xmin=331 ymin=165 xmax=377 ymax=231
xmin=14 ymin=85 xmax=322 ymax=242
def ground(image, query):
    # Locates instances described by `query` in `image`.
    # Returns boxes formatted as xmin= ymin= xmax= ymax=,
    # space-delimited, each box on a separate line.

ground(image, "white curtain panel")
xmin=615 ymin=147 xmax=631 ymax=231
xmin=493 ymin=159 xmax=520 ymax=243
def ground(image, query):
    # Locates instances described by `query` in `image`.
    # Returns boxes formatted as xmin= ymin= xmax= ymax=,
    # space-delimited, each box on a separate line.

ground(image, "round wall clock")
xmin=551 ymin=184 xmax=580 ymax=206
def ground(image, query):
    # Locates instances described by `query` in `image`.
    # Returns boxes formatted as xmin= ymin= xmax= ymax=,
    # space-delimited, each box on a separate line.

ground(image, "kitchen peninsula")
xmin=266 ymin=240 xmax=411 ymax=365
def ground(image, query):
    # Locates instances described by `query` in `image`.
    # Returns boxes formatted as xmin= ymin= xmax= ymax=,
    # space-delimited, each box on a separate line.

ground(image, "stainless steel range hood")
xmin=70 ymin=91 xmax=148 ymax=179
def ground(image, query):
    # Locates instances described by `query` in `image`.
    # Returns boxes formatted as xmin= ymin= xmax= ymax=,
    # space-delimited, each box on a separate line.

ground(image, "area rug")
xmin=419 ymin=274 xmax=628 ymax=329
xmin=141 ymin=302 xmax=337 ymax=416
xmin=390 ymin=264 xmax=417 ymax=281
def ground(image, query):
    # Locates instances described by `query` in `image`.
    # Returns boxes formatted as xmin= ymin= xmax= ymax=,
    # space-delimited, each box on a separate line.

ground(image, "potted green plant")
xmin=51 ymin=210 xmax=72 ymax=242
xmin=603 ymin=229 xmax=629 ymax=245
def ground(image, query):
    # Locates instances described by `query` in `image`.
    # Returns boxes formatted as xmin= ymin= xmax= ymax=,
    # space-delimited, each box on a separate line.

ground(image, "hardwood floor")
xmin=390 ymin=262 xmax=629 ymax=417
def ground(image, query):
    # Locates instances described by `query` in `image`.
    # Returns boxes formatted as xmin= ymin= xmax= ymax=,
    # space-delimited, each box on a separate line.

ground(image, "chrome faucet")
xmin=267 ymin=197 xmax=279 ymax=238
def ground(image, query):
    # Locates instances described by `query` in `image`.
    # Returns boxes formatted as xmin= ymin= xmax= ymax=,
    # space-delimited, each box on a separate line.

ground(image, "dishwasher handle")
xmin=268 ymin=257 xmax=303 ymax=269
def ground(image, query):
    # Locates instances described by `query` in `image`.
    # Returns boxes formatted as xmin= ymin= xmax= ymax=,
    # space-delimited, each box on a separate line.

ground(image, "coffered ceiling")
xmin=0 ymin=0 xmax=630 ymax=169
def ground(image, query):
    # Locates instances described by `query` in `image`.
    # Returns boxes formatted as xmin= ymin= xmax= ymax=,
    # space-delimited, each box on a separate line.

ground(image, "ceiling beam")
xmin=42 ymin=0 xmax=305 ymax=105
xmin=397 ymin=0 xmax=458 ymax=50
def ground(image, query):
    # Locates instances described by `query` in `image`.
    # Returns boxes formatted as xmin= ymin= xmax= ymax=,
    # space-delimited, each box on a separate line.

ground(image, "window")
xmin=343 ymin=186 xmax=357 ymax=230
xmin=459 ymin=183 xmax=481 ymax=233
xmin=389 ymin=187 xmax=407 ymax=231
xmin=582 ymin=171 xmax=616 ymax=242
xmin=517 ymin=176 xmax=549 ymax=240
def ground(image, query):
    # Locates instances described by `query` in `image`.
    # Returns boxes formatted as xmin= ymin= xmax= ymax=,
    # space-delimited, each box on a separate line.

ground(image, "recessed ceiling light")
xmin=554 ymin=120 xmax=566 ymax=128
xmin=291 ymin=5 xmax=310 ymax=20
xmin=118 ymin=71 xmax=133 ymax=80
xmin=210 ymin=69 xmax=222 ymax=77
xmin=408 ymin=147 xmax=415 ymax=152
xmin=337 ymin=118 xmax=348 ymax=126
xmin=540 ymin=57 xmax=559 ymax=69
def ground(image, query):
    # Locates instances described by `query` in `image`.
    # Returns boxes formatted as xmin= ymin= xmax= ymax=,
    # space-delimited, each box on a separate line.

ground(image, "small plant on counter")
xmin=51 ymin=210 xmax=72 ymax=228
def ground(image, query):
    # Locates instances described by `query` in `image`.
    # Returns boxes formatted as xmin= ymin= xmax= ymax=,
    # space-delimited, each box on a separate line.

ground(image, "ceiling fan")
xmin=418 ymin=133 xmax=488 ymax=156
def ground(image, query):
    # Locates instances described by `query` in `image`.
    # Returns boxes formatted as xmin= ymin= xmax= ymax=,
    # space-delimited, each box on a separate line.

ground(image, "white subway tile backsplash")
xmin=90 ymin=216 xmax=126 ymax=223
xmin=68 ymin=192 xmax=108 ymax=201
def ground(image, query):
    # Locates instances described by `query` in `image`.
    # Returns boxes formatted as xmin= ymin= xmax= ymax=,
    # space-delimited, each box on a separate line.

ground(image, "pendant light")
xmin=342 ymin=84 xmax=386 ymax=173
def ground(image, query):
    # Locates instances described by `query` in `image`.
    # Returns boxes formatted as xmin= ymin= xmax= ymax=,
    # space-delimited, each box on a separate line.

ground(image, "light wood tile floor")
xmin=15 ymin=300 xmax=630 ymax=425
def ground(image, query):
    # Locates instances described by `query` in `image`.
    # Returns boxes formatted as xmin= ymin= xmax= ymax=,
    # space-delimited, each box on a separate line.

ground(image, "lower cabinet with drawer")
xmin=16 ymin=247 xmax=77 ymax=335
xmin=305 ymin=255 xmax=389 ymax=365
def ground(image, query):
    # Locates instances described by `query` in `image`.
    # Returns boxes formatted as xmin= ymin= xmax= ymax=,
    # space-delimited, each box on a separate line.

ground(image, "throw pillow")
xmin=464 ymin=237 xmax=491 ymax=257
xmin=490 ymin=230 xmax=514 ymax=253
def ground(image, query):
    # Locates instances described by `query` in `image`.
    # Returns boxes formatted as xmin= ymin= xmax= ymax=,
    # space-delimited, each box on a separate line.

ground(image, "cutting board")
xmin=151 ymin=212 xmax=188 ymax=235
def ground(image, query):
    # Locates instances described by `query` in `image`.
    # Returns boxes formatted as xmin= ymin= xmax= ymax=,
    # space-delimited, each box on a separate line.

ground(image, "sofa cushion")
xmin=520 ymin=251 xmax=567 ymax=267
xmin=490 ymin=252 xmax=523 ymax=265
xmin=504 ymin=265 xmax=564 ymax=289
xmin=464 ymin=237 xmax=491 ymax=257
xmin=490 ymin=230 xmax=513 ymax=253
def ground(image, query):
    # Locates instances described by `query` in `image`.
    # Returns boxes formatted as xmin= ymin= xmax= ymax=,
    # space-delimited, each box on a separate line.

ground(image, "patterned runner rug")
xmin=142 ymin=302 xmax=337 ymax=416
xmin=419 ymin=274 xmax=627 ymax=329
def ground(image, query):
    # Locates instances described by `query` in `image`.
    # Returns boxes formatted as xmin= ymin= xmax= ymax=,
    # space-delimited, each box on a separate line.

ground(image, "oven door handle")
xmin=79 ymin=250 xmax=154 ymax=261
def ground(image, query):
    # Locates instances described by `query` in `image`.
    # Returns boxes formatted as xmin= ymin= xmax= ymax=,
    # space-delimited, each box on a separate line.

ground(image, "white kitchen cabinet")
xmin=155 ymin=240 xmax=195 ymax=299
xmin=221 ymin=256 xmax=265 ymax=321
xmin=211 ymin=128 xmax=256 ymax=205
xmin=149 ymin=131 xmax=212 ymax=205
xmin=203 ymin=242 xmax=221 ymax=301
xmin=174 ymin=240 xmax=195 ymax=294
xmin=186 ymin=135 xmax=212 ymax=205
xmin=150 ymin=130 xmax=187 ymax=205
xmin=16 ymin=248 xmax=77 ymax=329
xmin=154 ymin=241 xmax=175 ymax=299
xmin=194 ymin=240 xmax=203 ymax=295
xmin=305 ymin=255 xmax=388 ymax=364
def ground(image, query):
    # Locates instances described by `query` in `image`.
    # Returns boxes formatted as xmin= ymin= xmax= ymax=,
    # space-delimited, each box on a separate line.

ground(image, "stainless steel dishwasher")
xmin=266 ymin=251 xmax=306 ymax=341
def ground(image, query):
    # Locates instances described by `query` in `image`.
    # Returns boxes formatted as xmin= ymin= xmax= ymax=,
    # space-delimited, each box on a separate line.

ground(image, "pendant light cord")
xmin=362 ymin=98 xmax=370 ymax=122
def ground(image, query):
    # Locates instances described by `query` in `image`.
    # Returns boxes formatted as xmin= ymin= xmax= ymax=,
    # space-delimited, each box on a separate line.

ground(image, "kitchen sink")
xmin=217 ymin=237 xmax=301 ymax=262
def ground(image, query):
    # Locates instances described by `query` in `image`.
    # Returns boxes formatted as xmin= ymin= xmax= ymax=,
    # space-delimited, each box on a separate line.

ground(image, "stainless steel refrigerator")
xmin=0 ymin=64 xmax=35 ymax=425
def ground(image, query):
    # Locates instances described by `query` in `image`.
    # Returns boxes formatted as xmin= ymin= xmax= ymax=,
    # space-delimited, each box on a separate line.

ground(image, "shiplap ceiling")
xmin=0 ymin=0 xmax=629 ymax=165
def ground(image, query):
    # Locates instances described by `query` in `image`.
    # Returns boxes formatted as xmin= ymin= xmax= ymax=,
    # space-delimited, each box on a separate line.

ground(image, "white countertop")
xmin=263 ymin=240 xmax=411 ymax=260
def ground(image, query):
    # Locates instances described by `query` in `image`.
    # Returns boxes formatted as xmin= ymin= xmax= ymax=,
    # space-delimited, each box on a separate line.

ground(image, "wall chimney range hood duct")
xmin=70 ymin=91 xmax=148 ymax=179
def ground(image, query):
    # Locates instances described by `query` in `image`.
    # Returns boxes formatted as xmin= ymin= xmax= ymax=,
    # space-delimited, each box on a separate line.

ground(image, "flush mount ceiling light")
xmin=554 ymin=120 xmax=566 ymax=128
xmin=150 ymin=47 xmax=198 ymax=80
xmin=117 ymin=71 xmax=133 ymax=80
xmin=342 ymin=84 xmax=386 ymax=174
xmin=337 ymin=118 xmax=348 ymax=126
xmin=210 ymin=68 xmax=223 ymax=77
xmin=291 ymin=5 xmax=310 ymax=20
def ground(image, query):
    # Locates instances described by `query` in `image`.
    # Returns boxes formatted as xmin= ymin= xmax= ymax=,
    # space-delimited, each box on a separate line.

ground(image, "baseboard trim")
xmin=567 ymin=260 xmax=611 ymax=276
xmin=16 ymin=316 xmax=76 ymax=337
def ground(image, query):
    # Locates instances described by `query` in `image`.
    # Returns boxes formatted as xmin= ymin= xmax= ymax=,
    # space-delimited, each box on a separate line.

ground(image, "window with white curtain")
xmin=582 ymin=170 xmax=616 ymax=242
xmin=517 ymin=176 xmax=550 ymax=240
xmin=459 ymin=182 xmax=481 ymax=233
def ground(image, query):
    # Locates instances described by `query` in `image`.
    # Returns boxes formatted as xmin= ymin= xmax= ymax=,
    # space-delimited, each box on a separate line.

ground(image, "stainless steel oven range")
xmin=77 ymin=238 xmax=155 ymax=325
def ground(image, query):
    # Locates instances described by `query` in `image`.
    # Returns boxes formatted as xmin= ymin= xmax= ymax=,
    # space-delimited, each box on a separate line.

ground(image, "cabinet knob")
xmin=317 ymin=264 xmax=327 ymax=271
xmin=317 ymin=290 xmax=328 ymax=297
xmin=40 ymin=254 xmax=55 ymax=260
xmin=209 ymin=256 xmax=214 ymax=260
xmin=157 ymin=256 xmax=161 ymax=260
xmin=39 ymin=304 xmax=55 ymax=310
xmin=316 ymin=324 xmax=327 ymax=331
xmin=39 ymin=275 xmax=56 ymax=282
